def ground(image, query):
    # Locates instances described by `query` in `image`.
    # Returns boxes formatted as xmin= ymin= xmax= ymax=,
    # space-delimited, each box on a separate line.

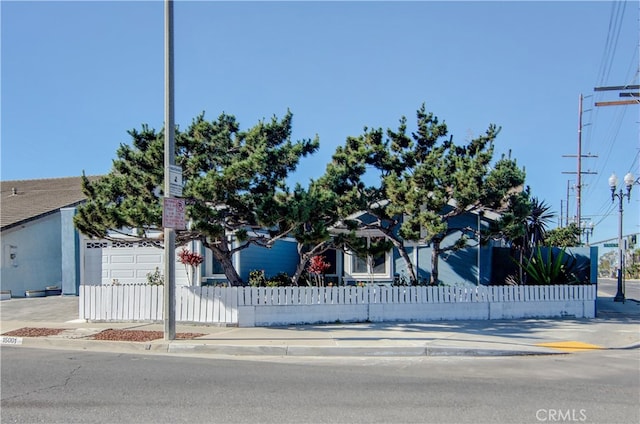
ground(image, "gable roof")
xmin=0 ymin=176 xmax=98 ymax=231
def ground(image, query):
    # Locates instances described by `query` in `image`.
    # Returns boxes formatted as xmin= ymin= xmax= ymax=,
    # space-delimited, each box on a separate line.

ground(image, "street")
xmin=598 ymin=277 xmax=640 ymax=301
xmin=2 ymin=347 xmax=638 ymax=424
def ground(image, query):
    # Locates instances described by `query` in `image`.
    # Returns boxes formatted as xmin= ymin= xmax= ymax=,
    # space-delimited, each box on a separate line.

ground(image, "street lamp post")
xmin=608 ymin=172 xmax=634 ymax=303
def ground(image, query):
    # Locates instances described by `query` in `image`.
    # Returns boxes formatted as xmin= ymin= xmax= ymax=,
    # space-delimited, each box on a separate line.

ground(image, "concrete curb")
xmin=9 ymin=337 xmax=564 ymax=357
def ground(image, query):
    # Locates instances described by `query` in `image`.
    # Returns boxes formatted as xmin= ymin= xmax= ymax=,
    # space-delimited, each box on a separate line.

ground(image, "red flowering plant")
xmin=178 ymin=248 xmax=204 ymax=285
xmin=307 ymin=255 xmax=331 ymax=287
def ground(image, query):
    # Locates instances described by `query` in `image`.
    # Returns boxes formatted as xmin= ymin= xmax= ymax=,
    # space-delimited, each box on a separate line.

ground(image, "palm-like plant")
xmin=525 ymin=197 xmax=554 ymax=250
xmin=516 ymin=247 xmax=585 ymax=285
xmin=490 ymin=194 xmax=556 ymax=284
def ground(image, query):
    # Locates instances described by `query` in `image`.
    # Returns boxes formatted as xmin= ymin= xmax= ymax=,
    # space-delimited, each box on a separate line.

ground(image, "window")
xmin=323 ymin=249 xmax=338 ymax=275
xmin=346 ymin=237 xmax=391 ymax=279
xmin=351 ymin=251 xmax=387 ymax=274
xmin=211 ymin=256 xmax=224 ymax=275
xmin=204 ymin=248 xmax=225 ymax=276
xmin=353 ymin=255 xmax=368 ymax=274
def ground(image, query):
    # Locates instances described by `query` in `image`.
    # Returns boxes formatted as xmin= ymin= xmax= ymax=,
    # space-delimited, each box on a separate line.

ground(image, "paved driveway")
xmin=0 ymin=296 xmax=78 ymax=323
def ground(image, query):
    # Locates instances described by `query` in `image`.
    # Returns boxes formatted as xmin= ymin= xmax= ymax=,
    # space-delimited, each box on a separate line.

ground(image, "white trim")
xmin=344 ymin=250 xmax=393 ymax=281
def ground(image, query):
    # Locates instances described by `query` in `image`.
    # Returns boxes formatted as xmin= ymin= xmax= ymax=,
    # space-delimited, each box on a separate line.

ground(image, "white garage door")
xmin=83 ymin=240 xmax=188 ymax=286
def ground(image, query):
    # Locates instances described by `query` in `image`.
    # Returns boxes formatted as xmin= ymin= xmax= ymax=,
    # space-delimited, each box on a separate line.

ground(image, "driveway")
xmin=0 ymin=295 xmax=78 ymax=323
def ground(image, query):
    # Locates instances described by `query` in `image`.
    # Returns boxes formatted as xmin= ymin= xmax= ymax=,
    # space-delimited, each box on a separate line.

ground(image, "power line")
xmin=597 ymin=1 xmax=627 ymax=86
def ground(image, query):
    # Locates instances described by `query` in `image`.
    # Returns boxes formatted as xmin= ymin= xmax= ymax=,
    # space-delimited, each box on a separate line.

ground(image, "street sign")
xmin=162 ymin=197 xmax=186 ymax=230
xmin=168 ymin=164 xmax=183 ymax=197
xmin=603 ymin=243 xmax=618 ymax=248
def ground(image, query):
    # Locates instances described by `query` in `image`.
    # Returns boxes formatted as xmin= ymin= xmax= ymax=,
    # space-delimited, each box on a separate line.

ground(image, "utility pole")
xmin=594 ymin=84 xmax=640 ymax=106
xmin=163 ymin=0 xmax=176 ymax=341
xmin=560 ymin=199 xmax=563 ymax=227
xmin=566 ymin=180 xmax=572 ymax=226
xmin=563 ymin=94 xmax=597 ymax=241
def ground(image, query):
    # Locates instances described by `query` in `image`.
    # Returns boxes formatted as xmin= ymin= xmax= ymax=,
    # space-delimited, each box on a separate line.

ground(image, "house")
xmin=1 ymin=177 xmax=595 ymax=295
xmin=327 ymin=207 xmax=597 ymax=286
xmin=81 ymin=232 xmax=300 ymax=287
xmin=0 ymin=176 xmax=92 ymax=297
xmin=325 ymin=207 xmax=498 ymax=286
xmin=0 ymin=176 xmax=301 ymax=293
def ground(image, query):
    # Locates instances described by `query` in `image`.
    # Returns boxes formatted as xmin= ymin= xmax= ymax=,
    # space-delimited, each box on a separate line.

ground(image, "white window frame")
xmin=344 ymin=237 xmax=392 ymax=281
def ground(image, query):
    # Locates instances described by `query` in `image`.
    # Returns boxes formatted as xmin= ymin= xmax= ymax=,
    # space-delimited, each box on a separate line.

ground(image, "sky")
xmin=2 ymin=0 xmax=639 ymax=253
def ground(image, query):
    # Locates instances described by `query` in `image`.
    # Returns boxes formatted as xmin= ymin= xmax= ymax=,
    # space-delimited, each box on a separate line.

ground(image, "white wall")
xmin=80 ymin=284 xmax=596 ymax=326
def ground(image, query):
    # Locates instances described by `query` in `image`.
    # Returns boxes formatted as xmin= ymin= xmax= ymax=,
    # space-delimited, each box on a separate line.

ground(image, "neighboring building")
xmin=1 ymin=176 xmax=90 ymax=297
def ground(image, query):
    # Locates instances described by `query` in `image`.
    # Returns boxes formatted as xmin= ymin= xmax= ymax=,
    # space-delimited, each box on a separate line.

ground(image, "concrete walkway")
xmin=1 ymin=293 xmax=638 ymax=357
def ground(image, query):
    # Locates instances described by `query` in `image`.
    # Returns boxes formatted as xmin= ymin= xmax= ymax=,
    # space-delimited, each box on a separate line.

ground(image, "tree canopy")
xmin=545 ymin=223 xmax=580 ymax=247
xmin=75 ymin=104 xmax=533 ymax=287
xmin=74 ymin=111 xmax=318 ymax=286
xmin=315 ymin=104 xmax=527 ymax=284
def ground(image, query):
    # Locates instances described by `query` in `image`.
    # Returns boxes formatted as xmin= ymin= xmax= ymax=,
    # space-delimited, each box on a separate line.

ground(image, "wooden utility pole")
xmin=594 ymin=84 xmax=640 ymax=106
xmin=563 ymin=94 xmax=597 ymax=239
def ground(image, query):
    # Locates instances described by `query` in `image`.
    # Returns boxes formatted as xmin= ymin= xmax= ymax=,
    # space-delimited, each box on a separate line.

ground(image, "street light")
xmin=608 ymin=172 xmax=634 ymax=302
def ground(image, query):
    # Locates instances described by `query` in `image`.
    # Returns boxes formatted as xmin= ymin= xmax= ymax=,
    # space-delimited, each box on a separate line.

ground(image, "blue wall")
xmin=1 ymin=213 xmax=63 ymax=296
xmin=238 ymin=239 xmax=299 ymax=282
xmin=61 ymin=207 xmax=81 ymax=295
xmin=393 ymin=212 xmax=492 ymax=286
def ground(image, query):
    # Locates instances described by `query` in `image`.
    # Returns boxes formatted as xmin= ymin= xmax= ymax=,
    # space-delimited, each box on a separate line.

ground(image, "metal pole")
xmin=477 ymin=211 xmax=482 ymax=286
xmin=164 ymin=0 xmax=176 ymax=340
xmin=614 ymin=190 xmax=625 ymax=302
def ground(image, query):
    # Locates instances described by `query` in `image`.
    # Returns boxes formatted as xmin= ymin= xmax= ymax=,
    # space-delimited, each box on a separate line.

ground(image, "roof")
xmin=0 ymin=176 xmax=98 ymax=230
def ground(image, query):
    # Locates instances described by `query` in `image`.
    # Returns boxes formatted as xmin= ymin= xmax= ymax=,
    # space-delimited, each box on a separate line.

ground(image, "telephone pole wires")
xmin=563 ymin=94 xmax=597 ymax=240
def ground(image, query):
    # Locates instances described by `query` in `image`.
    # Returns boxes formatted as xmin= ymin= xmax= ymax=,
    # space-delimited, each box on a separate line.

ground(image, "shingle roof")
xmin=0 ymin=176 xmax=99 ymax=230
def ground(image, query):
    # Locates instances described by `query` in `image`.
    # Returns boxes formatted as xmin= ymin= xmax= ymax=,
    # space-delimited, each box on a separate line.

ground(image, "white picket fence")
xmin=79 ymin=284 xmax=596 ymax=326
xmin=79 ymin=285 xmax=238 ymax=323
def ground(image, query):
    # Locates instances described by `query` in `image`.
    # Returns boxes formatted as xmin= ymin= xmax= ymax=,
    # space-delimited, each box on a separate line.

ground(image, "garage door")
xmin=83 ymin=240 xmax=169 ymax=285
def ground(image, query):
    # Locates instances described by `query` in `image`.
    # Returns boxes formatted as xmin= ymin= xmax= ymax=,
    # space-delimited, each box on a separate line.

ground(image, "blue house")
xmin=0 ymin=177 xmax=301 ymax=292
xmin=325 ymin=208 xmax=497 ymax=286
xmin=1 ymin=177 xmax=595 ymax=293
xmin=328 ymin=208 xmax=597 ymax=286
xmin=1 ymin=177 xmax=90 ymax=297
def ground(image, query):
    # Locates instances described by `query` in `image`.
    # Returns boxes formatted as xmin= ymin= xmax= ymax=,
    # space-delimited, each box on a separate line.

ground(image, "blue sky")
xmin=2 ymin=0 xmax=638 ymax=250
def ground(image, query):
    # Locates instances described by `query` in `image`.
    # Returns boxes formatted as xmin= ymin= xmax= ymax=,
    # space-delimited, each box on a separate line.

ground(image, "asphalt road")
xmin=598 ymin=277 xmax=640 ymax=301
xmin=2 ymin=347 xmax=638 ymax=424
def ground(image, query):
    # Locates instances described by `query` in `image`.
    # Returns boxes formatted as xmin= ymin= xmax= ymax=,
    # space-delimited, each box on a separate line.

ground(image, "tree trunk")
xmin=291 ymin=242 xmax=331 ymax=286
xmin=430 ymin=239 xmax=441 ymax=285
xmin=210 ymin=239 xmax=243 ymax=286
xmin=387 ymin=236 xmax=417 ymax=284
xmin=219 ymin=255 xmax=243 ymax=286
xmin=291 ymin=256 xmax=309 ymax=286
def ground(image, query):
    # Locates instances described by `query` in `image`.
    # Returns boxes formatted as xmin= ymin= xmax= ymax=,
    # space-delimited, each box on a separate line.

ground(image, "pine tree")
xmin=330 ymin=104 xmax=526 ymax=284
xmin=74 ymin=111 xmax=318 ymax=286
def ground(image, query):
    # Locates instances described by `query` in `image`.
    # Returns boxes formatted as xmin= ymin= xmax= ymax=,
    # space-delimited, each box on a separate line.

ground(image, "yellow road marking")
xmin=536 ymin=341 xmax=604 ymax=352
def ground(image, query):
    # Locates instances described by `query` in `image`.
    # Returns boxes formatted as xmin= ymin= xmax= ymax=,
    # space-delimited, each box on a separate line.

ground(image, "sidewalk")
xmin=1 ymin=294 xmax=638 ymax=357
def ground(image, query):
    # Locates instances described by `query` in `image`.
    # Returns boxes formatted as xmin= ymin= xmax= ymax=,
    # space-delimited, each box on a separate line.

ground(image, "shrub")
xmin=249 ymin=270 xmax=293 ymax=287
xmin=267 ymin=272 xmax=292 ymax=287
xmin=308 ymin=255 xmax=331 ymax=286
xmin=248 ymin=269 xmax=266 ymax=287
xmin=146 ymin=267 xmax=164 ymax=285
xmin=515 ymin=247 xmax=588 ymax=285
